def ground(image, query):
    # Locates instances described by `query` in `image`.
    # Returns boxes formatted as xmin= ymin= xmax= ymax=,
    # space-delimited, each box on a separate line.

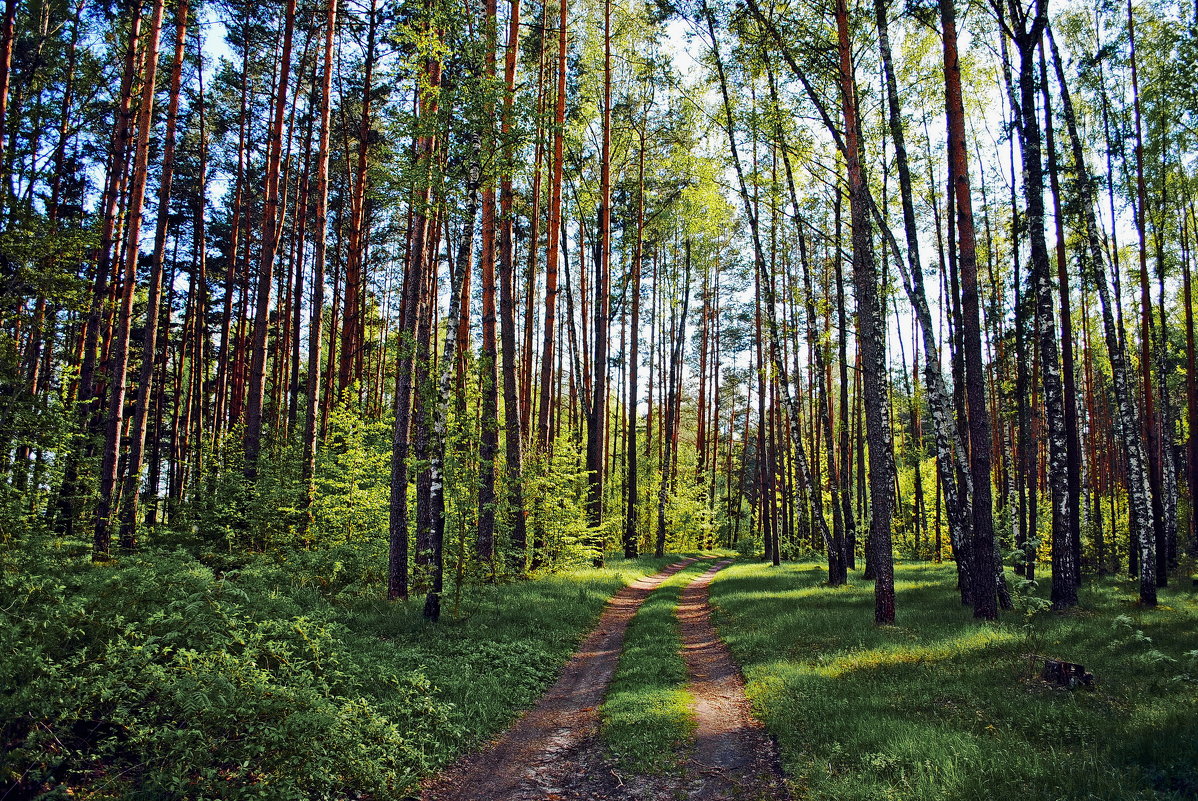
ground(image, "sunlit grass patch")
xmin=709 ymin=559 xmax=1198 ymax=801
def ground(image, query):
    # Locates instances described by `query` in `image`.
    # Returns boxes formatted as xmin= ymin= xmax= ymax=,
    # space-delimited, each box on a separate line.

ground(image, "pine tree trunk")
xmin=117 ymin=0 xmax=189 ymax=553
xmin=478 ymin=173 xmax=499 ymax=566
xmin=707 ymin=5 xmax=829 ymax=574
xmin=244 ymin=0 xmax=297 ymax=486
xmin=498 ymin=0 xmax=528 ymax=572
xmin=390 ymin=43 xmax=442 ymax=602
xmin=656 ymin=244 xmax=690 ymax=558
xmin=213 ymin=27 xmax=251 ymax=443
xmin=585 ymin=0 xmax=612 ymax=547
xmin=943 ymin=0 xmax=998 ymax=618
xmin=0 ymin=0 xmax=17 ymax=166
xmin=93 ymin=0 xmax=166 ymax=559
xmin=537 ymin=0 xmax=567 ymax=451
xmin=54 ymin=7 xmax=142 ymax=537
xmin=624 ymin=126 xmax=646 ymax=559
xmin=338 ymin=0 xmax=377 ymax=397
xmin=301 ymin=0 xmax=338 ymax=534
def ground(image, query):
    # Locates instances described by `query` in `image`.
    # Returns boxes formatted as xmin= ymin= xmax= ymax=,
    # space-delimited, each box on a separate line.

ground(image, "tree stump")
xmin=1040 ymin=658 xmax=1094 ymax=689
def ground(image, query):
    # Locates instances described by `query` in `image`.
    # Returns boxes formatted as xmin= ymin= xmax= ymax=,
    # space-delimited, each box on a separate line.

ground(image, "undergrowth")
xmin=0 ymin=535 xmax=677 ymax=800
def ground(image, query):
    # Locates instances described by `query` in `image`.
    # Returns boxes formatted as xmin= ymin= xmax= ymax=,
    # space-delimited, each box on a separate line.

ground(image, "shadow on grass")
xmin=708 ymin=560 xmax=1198 ymax=801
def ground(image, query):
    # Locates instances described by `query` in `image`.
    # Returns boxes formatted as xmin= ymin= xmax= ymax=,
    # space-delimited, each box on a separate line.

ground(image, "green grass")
xmin=2 ymin=539 xmax=691 ymax=800
xmin=600 ymin=557 xmax=719 ymax=773
xmin=708 ymin=560 xmax=1198 ymax=801
xmin=341 ymin=551 xmax=692 ymax=757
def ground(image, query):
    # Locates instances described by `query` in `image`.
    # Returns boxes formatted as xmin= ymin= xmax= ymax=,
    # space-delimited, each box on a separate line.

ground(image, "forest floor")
xmin=1 ymin=541 xmax=695 ymax=801
xmin=421 ymin=557 xmax=787 ymax=801
xmin=7 ymin=543 xmax=1195 ymax=800
xmin=709 ymin=561 xmax=1198 ymax=801
xmin=422 ymin=556 xmax=1198 ymax=801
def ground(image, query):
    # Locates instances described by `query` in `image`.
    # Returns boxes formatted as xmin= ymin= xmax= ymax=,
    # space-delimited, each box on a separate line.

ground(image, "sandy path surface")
xmin=677 ymin=560 xmax=788 ymax=800
xmin=421 ymin=558 xmax=699 ymax=801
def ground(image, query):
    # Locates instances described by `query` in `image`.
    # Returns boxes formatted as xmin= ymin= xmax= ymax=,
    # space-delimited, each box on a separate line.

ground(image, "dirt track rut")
xmin=421 ymin=557 xmax=787 ymax=801
xmin=678 ymin=559 xmax=787 ymax=800
xmin=421 ymin=559 xmax=698 ymax=801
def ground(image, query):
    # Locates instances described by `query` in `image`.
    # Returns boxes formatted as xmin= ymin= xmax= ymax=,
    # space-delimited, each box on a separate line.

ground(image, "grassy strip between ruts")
xmin=2 ymin=541 xmax=692 ymax=800
xmin=707 ymin=560 xmax=1198 ymax=801
xmin=600 ymin=553 xmax=733 ymax=774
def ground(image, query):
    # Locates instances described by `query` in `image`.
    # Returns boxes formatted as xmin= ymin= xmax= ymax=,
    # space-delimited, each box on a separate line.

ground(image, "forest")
xmin=0 ymin=0 xmax=1196 ymax=797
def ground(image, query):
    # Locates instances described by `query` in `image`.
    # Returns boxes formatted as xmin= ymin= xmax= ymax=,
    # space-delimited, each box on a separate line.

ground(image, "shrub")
xmin=0 ymin=544 xmax=456 ymax=800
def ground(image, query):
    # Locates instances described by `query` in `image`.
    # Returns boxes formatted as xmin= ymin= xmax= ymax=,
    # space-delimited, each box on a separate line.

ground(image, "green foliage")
xmin=182 ymin=405 xmax=393 ymax=554
xmin=309 ymin=406 xmax=394 ymax=546
xmin=1109 ymin=614 xmax=1198 ymax=684
xmin=734 ymin=535 xmax=758 ymax=559
xmin=0 ymin=530 xmax=680 ymax=799
xmin=663 ymin=455 xmax=717 ymax=553
xmin=0 ymin=544 xmax=453 ymax=800
xmin=524 ymin=436 xmax=603 ymax=567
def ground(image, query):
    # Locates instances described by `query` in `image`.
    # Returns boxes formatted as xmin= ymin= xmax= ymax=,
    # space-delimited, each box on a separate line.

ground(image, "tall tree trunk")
xmin=707 ymin=5 xmax=831 ymax=577
xmin=478 ymin=192 xmax=499 ymax=566
xmin=625 ymin=126 xmax=646 ymax=558
xmin=656 ymin=244 xmax=690 ymax=557
xmin=1005 ymin=0 xmax=1074 ymax=608
xmin=1184 ymin=202 xmax=1198 ymax=558
xmin=55 ymin=6 xmax=143 ymax=536
xmin=244 ymin=0 xmax=297 ymax=485
xmin=764 ymin=60 xmax=846 ymax=581
xmin=1040 ymin=43 xmax=1083 ymax=589
xmin=1046 ymin=24 xmax=1154 ymax=604
xmin=499 ymin=0 xmax=528 ymax=572
xmin=339 ymin=0 xmax=377 ymax=397
xmin=117 ymin=0 xmax=189 ymax=553
xmin=477 ymin=0 xmax=501 ymax=569
xmin=799 ymin=226 xmax=847 ymax=584
xmin=1127 ymin=0 xmax=1167 ymax=587
xmin=536 ymin=0 xmax=567 ymax=450
xmin=0 ymin=0 xmax=16 ymax=167
xmin=835 ymin=0 xmax=895 ymax=622
xmin=93 ymin=0 xmax=166 ymax=559
xmin=520 ymin=24 xmax=548 ymax=437
xmin=586 ymin=0 xmax=612 ymax=552
xmin=943 ymin=0 xmax=998 ymax=618
xmin=835 ymin=197 xmax=857 ymax=570
xmin=213 ymin=23 xmax=251 ymax=443
xmin=301 ymin=0 xmax=338 ymax=534
xmin=390 ymin=34 xmax=442 ymax=602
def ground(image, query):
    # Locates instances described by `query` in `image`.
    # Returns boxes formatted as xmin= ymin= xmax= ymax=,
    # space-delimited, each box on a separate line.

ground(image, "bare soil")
xmin=677 ymin=560 xmax=788 ymax=801
xmin=421 ymin=559 xmax=698 ymax=801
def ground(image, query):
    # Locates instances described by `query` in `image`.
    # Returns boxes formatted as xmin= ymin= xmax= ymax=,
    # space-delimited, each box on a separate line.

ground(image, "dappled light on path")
xmin=678 ymin=559 xmax=788 ymax=801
